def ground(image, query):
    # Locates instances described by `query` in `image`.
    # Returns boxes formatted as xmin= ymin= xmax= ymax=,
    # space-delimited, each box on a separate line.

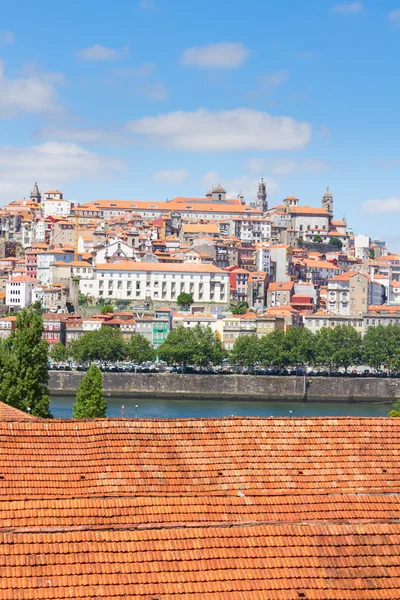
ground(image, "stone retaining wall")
xmin=49 ymin=372 xmax=400 ymax=403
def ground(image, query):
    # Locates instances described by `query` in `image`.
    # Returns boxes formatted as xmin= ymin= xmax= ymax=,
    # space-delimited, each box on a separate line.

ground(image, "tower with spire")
xmin=256 ymin=178 xmax=267 ymax=212
xmin=30 ymin=182 xmax=41 ymax=204
xmin=322 ymin=187 xmax=333 ymax=217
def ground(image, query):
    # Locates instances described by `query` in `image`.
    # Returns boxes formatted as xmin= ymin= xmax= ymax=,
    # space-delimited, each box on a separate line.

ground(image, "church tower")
xmin=256 ymin=178 xmax=267 ymax=212
xmin=322 ymin=187 xmax=333 ymax=217
xmin=30 ymin=182 xmax=41 ymax=204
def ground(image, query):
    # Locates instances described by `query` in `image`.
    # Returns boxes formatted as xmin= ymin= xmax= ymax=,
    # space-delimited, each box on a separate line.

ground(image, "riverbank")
xmin=49 ymin=372 xmax=400 ymax=402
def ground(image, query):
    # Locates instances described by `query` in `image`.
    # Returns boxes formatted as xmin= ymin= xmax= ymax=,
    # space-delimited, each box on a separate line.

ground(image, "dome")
xmin=212 ymin=184 xmax=226 ymax=193
xmin=323 ymin=187 xmax=332 ymax=198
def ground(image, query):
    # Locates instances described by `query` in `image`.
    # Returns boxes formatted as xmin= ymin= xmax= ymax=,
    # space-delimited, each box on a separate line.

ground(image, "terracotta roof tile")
xmin=0 ymin=417 xmax=399 ymax=597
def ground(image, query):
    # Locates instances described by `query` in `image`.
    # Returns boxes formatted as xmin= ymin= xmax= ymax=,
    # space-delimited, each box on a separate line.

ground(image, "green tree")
xmin=158 ymin=325 xmax=196 ymax=367
xmin=78 ymin=292 xmax=88 ymax=306
xmin=329 ymin=238 xmax=343 ymax=249
xmin=259 ymin=329 xmax=286 ymax=368
xmin=230 ymin=301 xmax=249 ymax=315
xmin=50 ymin=342 xmax=69 ymax=362
xmin=71 ymin=326 xmax=127 ymax=363
xmin=362 ymin=325 xmax=389 ymax=370
xmin=127 ymin=333 xmax=154 ymax=363
xmin=315 ymin=326 xmax=361 ymax=372
xmin=31 ymin=300 xmax=44 ymax=315
xmin=284 ymin=327 xmax=315 ymax=368
xmin=230 ymin=334 xmax=260 ymax=367
xmin=191 ymin=324 xmax=227 ymax=366
xmin=384 ymin=325 xmax=400 ymax=372
xmin=0 ymin=308 xmax=51 ymax=417
xmin=73 ymin=365 xmax=106 ymax=418
xmin=100 ymin=304 xmax=114 ymax=314
xmin=314 ymin=327 xmax=336 ymax=373
xmin=176 ymin=292 xmax=194 ymax=310
xmin=369 ymin=249 xmax=375 ymax=259
xmin=312 ymin=235 xmax=323 ymax=243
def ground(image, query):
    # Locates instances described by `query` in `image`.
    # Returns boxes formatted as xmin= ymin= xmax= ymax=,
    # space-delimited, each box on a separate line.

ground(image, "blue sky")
xmin=1 ymin=0 xmax=400 ymax=247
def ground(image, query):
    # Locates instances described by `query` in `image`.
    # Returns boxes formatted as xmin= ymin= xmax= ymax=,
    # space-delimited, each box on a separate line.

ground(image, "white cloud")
xmin=35 ymin=125 xmax=131 ymax=145
xmin=261 ymin=70 xmax=289 ymax=89
xmin=139 ymin=0 xmax=155 ymax=8
xmin=361 ymin=197 xmax=400 ymax=214
xmin=0 ymin=60 xmax=62 ymax=118
xmin=78 ymin=44 xmax=128 ymax=61
xmin=126 ymin=108 xmax=311 ymax=152
xmin=153 ymin=169 xmax=189 ymax=185
xmin=389 ymin=9 xmax=400 ymax=27
xmin=0 ymin=142 xmax=125 ymax=204
xmin=245 ymin=157 xmax=330 ymax=175
xmin=331 ymin=2 xmax=363 ymax=14
xmin=0 ymin=30 xmax=15 ymax=44
xmin=181 ymin=42 xmax=249 ymax=68
xmin=200 ymin=171 xmax=279 ymax=202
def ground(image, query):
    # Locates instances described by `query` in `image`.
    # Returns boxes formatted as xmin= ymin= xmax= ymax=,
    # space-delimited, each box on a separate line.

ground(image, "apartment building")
xmin=327 ymin=271 xmax=385 ymax=316
xmin=6 ymin=275 xmax=37 ymax=309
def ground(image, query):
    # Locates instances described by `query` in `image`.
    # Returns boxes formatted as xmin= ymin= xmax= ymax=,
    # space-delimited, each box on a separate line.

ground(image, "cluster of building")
xmin=0 ymin=180 xmax=398 ymax=348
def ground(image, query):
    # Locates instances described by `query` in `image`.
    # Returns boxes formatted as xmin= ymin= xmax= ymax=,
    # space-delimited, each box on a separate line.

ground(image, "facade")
xmin=32 ymin=284 xmax=68 ymax=312
xmin=42 ymin=314 xmax=66 ymax=347
xmin=82 ymin=261 xmax=229 ymax=304
xmin=304 ymin=310 xmax=364 ymax=334
xmin=0 ymin=315 xmax=17 ymax=339
xmin=298 ymin=259 xmax=341 ymax=286
xmin=222 ymin=313 xmax=283 ymax=350
xmin=6 ymin=275 xmax=37 ymax=309
xmin=248 ymin=271 xmax=268 ymax=309
xmin=327 ymin=271 xmax=385 ymax=316
xmin=267 ymin=281 xmax=294 ymax=308
xmin=135 ymin=316 xmax=170 ymax=348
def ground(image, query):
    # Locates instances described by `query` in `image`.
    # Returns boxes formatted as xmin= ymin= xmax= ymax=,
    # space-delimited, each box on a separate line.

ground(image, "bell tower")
xmin=256 ymin=178 xmax=267 ymax=212
xmin=322 ymin=187 xmax=333 ymax=217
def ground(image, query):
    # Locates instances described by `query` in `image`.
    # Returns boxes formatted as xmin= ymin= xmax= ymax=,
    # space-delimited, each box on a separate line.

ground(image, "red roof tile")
xmin=0 ymin=417 xmax=399 ymax=597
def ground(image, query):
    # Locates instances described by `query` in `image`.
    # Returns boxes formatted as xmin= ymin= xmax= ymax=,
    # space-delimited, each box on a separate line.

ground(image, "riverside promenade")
xmin=49 ymin=371 xmax=400 ymax=402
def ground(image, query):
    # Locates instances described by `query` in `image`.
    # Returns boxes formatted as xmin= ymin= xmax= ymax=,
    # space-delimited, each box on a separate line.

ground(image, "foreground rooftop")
xmin=0 ymin=410 xmax=399 ymax=598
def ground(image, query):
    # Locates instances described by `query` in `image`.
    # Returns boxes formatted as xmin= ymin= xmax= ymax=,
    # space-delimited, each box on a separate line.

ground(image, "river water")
xmin=50 ymin=395 xmax=392 ymax=419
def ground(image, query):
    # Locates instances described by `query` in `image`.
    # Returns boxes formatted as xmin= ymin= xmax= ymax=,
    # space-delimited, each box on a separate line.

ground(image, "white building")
xmin=327 ymin=271 xmax=385 ymax=316
xmin=94 ymin=240 xmax=135 ymax=265
xmin=6 ymin=275 xmax=37 ymax=309
xmin=255 ymin=245 xmax=271 ymax=274
xmin=42 ymin=190 xmax=72 ymax=218
xmin=80 ymin=261 xmax=229 ymax=304
xmin=354 ymin=234 xmax=370 ymax=262
xmin=287 ymin=206 xmax=330 ymax=237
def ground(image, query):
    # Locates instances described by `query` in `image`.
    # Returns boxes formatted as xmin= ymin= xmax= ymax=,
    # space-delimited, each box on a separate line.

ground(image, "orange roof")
xmin=182 ymin=222 xmax=219 ymax=234
xmin=268 ymin=281 xmax=294 ymax=291
xmin=0 ymin=400 xmax=38 ymax=421
xmin=301 ymin=259 xmax=341 ymax=270
xmin=95 ymin=261 xmax=227 ymax=274
xmin=328 ymin=270 xmax=360 ymax=282
xmin=0 ymin=417 xmax=399 ymax=596
xmin=8 ymin=275 xmax=38 ymax=283
xmin=289 ymin=205 xmax=328 ymax=215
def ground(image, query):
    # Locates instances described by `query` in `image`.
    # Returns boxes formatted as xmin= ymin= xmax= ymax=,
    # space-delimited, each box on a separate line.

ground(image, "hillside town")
xmin=0 ymin=180 xmax=397 ymax=349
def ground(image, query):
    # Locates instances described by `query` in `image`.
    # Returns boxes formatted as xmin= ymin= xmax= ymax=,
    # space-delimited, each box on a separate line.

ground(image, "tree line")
xmin=3 ymin=309 xmax=400 ymax=419
xmin=230 ymin=325 xmax=400 ymax=372
xmin=49 ymin=322 xmax=400 ymax=373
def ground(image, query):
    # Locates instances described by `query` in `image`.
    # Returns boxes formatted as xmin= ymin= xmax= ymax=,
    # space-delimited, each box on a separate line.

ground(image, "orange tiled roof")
xmin=1 ymin=417 xmax=400 ymax=597
xmin=0 ymin=401 xmax=38 ymax=421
